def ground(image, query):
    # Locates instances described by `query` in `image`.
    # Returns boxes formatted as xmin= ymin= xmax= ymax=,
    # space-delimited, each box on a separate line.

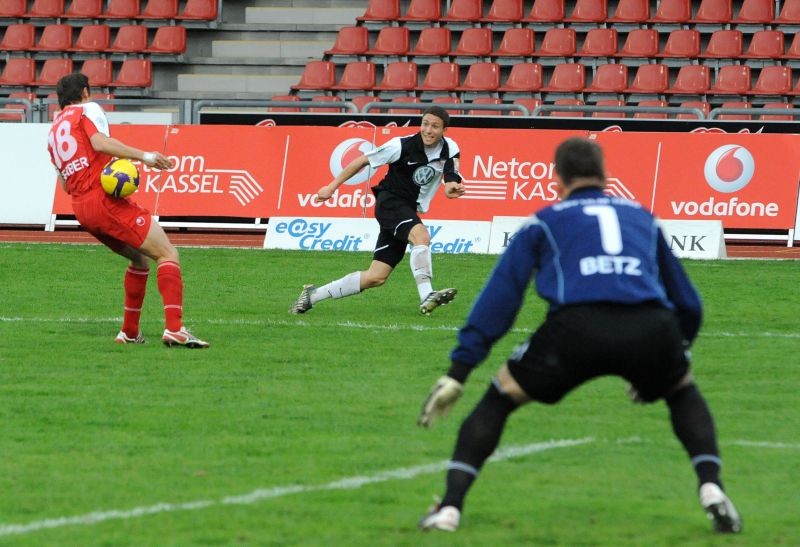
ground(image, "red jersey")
xmin=47 ymin=101 xmax=112 ymax=198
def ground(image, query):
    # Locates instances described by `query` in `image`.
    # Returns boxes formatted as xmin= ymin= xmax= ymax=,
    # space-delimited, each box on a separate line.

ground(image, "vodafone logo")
xmin=703 ymin=145 xmax=755 ymax=193
xmin=329 ymin=138 xmax=374 ymax=185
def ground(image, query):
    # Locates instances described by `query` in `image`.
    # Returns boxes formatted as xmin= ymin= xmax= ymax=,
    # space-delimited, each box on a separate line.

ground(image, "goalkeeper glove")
xmin=418 ymin=375 xmax=464 ymax=428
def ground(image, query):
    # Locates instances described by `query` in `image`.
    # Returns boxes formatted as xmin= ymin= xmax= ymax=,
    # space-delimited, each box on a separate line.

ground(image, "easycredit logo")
xmin=140 ymin=156 xmax=264 ymax=206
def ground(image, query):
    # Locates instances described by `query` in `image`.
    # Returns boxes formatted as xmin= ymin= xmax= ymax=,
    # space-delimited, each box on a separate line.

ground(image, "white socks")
xmin=311 ymin=271 xmax=362 ymax=304
xmin=410 ymin=244 xmax=433 ymax=301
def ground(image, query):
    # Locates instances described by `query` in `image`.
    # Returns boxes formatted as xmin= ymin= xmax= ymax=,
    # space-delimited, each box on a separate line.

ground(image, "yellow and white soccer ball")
xmin=100 ymin=158 xmax=140 ymax=198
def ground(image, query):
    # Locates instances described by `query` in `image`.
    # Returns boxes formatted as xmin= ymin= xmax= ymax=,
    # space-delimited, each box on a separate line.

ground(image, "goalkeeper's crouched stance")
xmin=416 ymin=137 xmax=741 ymax=535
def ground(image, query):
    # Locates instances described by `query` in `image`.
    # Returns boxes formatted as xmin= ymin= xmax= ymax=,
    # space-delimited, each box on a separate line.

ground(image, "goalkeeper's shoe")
xmin=162 ymin=327 xmax=210 ymax=349
xmin=115 ymin=331 xmax=145 ymax=344
xmin=420 ymin=288 xmax=457 ymax=316
xmin=290 ymin=284 xmax=316 ymax=314
xmin=419 ymin=503 xmax=460 ymax=532
xmin=699 ymin=483 xmax=742 ymax=533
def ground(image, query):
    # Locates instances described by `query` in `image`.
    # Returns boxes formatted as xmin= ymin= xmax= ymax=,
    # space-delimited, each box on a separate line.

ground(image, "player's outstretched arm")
xmin=89 ymin=133 xmax=174 ymax=170
xmin=444 ymin=181 xmax=466 ymax=199
xmin=315 ymin=154 xmax=370 ymax=203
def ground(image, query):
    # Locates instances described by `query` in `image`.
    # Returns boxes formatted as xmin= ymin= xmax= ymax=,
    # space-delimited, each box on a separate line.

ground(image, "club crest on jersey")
xmin=412 ymin=165 xmax=436 ymax=187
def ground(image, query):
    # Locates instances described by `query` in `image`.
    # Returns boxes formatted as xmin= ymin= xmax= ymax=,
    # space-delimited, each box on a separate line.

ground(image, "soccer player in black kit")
xmin=417 ymin=137 xmax=742 ymax=534
xmin=290 ymin=106 xmax=466 ymax=316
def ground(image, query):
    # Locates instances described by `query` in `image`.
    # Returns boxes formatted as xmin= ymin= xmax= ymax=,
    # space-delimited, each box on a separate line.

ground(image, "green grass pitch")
xmin=0 ymin=243 xmax=797 ymax=545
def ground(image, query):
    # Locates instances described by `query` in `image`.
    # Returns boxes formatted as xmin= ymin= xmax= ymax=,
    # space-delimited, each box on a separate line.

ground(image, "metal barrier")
xmin=0 ymin=98 xmax=34 ymax=123
xmin=192 ymin=99 xmax=358 ymax=123
xmin=708 ymin=106 xmax=800 ymax=120
xmin=533 ymin=104 xmax=708 ymax=119
xmin=36 ymin=98 xmax=191 ymax=124
xmin=360 ymin=102 xmax=530 ymax=115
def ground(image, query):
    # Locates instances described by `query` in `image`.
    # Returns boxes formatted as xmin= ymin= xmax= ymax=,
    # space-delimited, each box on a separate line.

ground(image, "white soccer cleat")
xmin=699 ymin=482 xmax=742 ymax=533
xmin=420 ymin=288 xmax=458 ymax=316
xmin=419 ymin=504 xmax=461 ymax=532
xmin=115 ymin=331 xmax=145 ymax=344
xmin=162 ymin=327 xmax=210 ymax=349
xmin=290 ymin=284 xmax=315 ymax=314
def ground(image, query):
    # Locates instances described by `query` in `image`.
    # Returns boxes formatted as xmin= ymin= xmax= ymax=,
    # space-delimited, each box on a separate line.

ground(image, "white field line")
xmin=0 ymin=315 xmax=799 ymax=339
xmin=0 ymin=438 xmax=592 ymax=538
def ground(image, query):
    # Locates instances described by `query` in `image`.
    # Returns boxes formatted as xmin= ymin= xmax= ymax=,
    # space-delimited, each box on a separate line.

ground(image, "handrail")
xmin=360 ymin=102 xmax=530 ymax=115
xmin=533 ymin=104 xmax=707 ymax=119
xmin=708 ymin=106 xmax=800 ymax=120
xmin=0 ymin=98 xmax=34 ymax=123
xmin=37 ymin=98 xmax=191 ymax=123
xmin=192 ymin=99 xmax=358 ymax=123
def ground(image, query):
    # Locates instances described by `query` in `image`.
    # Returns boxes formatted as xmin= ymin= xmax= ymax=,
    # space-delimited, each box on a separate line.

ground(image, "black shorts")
xmin=507 ymin=304 xmax=690 ymax=404
xmin=372 ymin=190 xmax=423 ymax=268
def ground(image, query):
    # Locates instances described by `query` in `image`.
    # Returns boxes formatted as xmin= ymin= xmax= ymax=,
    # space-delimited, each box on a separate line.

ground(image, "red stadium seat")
xmin=775 ymin=0 xmax=800 ymax=23
xmin=783 ymin=33 xmax=800 ymax=59
xmin=71 ymin=24 xmax=110 ymax=52
xmin=0 ymin=58 xmax=36 ymax=86
xmin=138 ymin=0 xmax=177 ymax=19
xmin=659 ymin=29 xmax=700 ymax=59
xmin=349 ymin=95 xmax=380 ymax=113
xmin=92 ymin=92 xmax=115 ymax=111
xmin=523 ymin=0 xmax=564 ymax=22
xmin=80 ymin=58 xmax=114 ymax=86
xmin=399 ymin=0 xmax=440 ymax=21
xmin=585 ymin=63 xmax=628 ymax=93
xmin=578 ymin=28 xmax=618 ymax=58
xmin=365 ymin=27 xmax=409 ymax=56
xmin=0 ymin=91 xmax=36 ymax=122
xmin=25 ymin=0 xmax=65 ymax=18
xmin=711 ymin=65 xmax=751 ymax=95
xmin=541 ymin=63 xmax=586 ymax=92
xmin=357 ymin=0 xmax=400 ymax=22
xmin=330 ymin=61 xmax=377 ymax=91
xmin=442 ymin=0 xmax=483 ymax=22
xmin=33 ymin=58 xmax=73 ymax=86
xmin=538 ymin=27 xmax=576 ymax=57
xmin=648 ymin=0 xmax=690 ymax=23
xmin=565 ymin=0 xmax=607 ymax=22
xmin=592 ymin=99 xmax=626 ymax=118
xmin=145 ymin=25 xmax=186 ymax=54
xmin=759 ymin=102 xmax=794 ymax=120
xmin=0 ymin=0 xmax=27 ymax=17
xmin=749 ymin=65 xmax=793 ymax=95
xmin=482 ymin=0 xmax=523 ymax=22
xmin=267 ymin=94 xmax=300 ymax=112
xmin=717 ymin=101 xmax=751 ymax=120
xmin=509 ymin=97 xmax=542 ymax=115
xmin=609 ymin=0 xmax=649 ymax=22
xmin=290 ymin=61 xmax=336 ymax=91
xmin=451 ymin=28 xmax=493 ymax=57
xmin=103 ymin=0 xmax=140 ymax=18
xmin=65 ymin=0 xmax=102 ymax=18
xmin=417 ymin=62 xmax=461 ymax=92
xmin=744 ymin=30 xmax=784 ymax=59
xmin=456 ymin=62 xmax=500 ymax=91
xmin=325 ymin=26 xmax=369 ymax=56
xmin=677 ymin=100 xmax=710 ymax=119
xmin=109 ymin=25 xmax=148 ymax=52
xmin=666 ymin=65 xmax=711 ymax=94
xmin=498 ymin=62 xmax=543 ymax=92
xmin=617 ymin=29 xmax=658 ymax=58
xmin=0 ymin=24 xmax=35 ymax=51
xmin=493 ymin=28 xmax=535 ymax=57
xmin=31 ymin=24 xmax=73 ymax=51
xmin=625 ymin=64 xmax=669 ymax=94
xmin=549 ymin=98 xmax=584 ymax=117
xmin=374 ymin=61 xmax=418 ymax=91
xmin=700 ymin=30 xmax=743 ymax=58
xmin=388 ymin=96 xmax=422 ymax=114
xmin=308 ymin=95 xmax=344 ymax=113
xmin=432 ymin=96 xmax=463 ymax=115
xmin=633 ymin=99 xmax=668 ymax=119
xmin=409 ymin=27 xmax=451 ymax=58
xmin=110 ymin=58 xmax=152 ymax=88
xmin=468 ymin=97 xmax=503 ymax=116
xmin=176 ymin=0 xmax=217 ymax=20
xmin=46 ymin=92 xmax=60 ymax=120
xmin=733 ymin=0 xmax=773 ymax=23
xmin=690 ymin=0 xmax=731 ymax=23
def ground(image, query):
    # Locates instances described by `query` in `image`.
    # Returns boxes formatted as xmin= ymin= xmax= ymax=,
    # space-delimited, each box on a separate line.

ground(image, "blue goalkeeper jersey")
xmin=451 ymin=187 xmax=703 ymax=369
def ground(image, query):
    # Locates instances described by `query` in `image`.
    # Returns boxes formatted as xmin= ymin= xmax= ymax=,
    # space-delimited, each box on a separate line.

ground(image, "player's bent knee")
xmin=496 ymin=364 xmax=532 ymax=405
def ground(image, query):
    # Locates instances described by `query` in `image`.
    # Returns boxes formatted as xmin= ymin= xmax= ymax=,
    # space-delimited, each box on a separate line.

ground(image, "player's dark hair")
xmin=422 ymin=105 xmax=450 ymax=128
xmin=56 ymin=73 xmax=90 ymax=109
xmin=554 ymin=137 xmax=606 ymax=187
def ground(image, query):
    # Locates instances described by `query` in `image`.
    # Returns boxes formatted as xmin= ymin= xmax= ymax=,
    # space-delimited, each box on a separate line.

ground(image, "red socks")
xmin=157 ymin=260 xmax=183 ymax=332
xmin=122 ymin=266 xmax=149 ymax=337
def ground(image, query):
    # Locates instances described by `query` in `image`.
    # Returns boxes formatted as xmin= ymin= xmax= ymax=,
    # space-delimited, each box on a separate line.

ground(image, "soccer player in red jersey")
xmin=47 ymin=73 xmax=208 ymax=348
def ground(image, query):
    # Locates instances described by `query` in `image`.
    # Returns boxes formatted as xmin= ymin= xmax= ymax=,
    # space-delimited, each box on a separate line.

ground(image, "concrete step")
xmin=211 ymin=39 xmax=329 ymax=59
xmin=177 ymin=73 xmax=299 ymax=94
xmin=244 ymin=7 xmax=362 ymax=25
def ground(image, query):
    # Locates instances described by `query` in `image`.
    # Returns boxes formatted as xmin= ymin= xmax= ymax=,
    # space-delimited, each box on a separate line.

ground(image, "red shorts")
xmin=72 ymin=187 xmax=152 ymax=253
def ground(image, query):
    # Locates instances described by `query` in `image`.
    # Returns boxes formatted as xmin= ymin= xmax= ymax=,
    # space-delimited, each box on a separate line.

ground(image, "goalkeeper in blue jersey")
xmin=417 ymin=137 xmax=741 ymax=534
